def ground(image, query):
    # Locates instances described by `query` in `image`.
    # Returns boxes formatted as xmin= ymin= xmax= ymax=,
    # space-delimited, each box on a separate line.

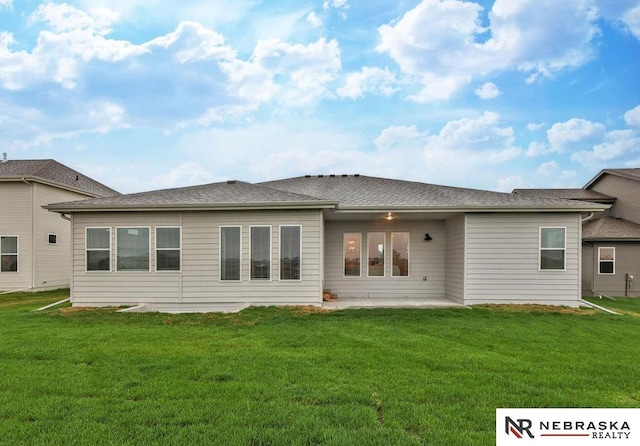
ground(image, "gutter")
xmin=43 ymin=201 xmax=339 ymax=213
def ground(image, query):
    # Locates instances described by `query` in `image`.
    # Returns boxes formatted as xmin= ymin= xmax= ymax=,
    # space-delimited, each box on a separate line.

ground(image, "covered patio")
xmin=322 ymin=296 xmax=468 ymax=310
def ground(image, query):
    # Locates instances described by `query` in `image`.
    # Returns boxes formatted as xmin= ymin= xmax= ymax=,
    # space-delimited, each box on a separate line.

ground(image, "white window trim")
xmin=539 ymin=227 xmax=567 ymax=272
xmin=85 ymin=227 xmax=111 ymax=273
xmin=0 ymin=235 xmax=19 ymax=273
xmin=155 ymin=226 xmax=182 ymax=273
xmin=598 ymin=246 xmax=615 ymax=275
xmin=391 ymin=232 xmax=410 ymax=278
xmin=367 ymin=232 xmax=386 ymax=278
xmin=249 ymin=225 xmax=272 ymax=281
xmin=220 ymin=225 xmax=242 ymax=282
xmin=279 ymin=225 xmax=302 ymax=282
xmin=343 ymin=233 xmax=362 ymax=278
xmin=48 ymin=233 xmax=58 ymax=245
xmin=115 ymin=226 xmax=151 ymax=273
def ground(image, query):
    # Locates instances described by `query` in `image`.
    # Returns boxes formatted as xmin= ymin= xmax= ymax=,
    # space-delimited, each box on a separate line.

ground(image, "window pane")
xmin=157 ymin=227 xmax=180 ymax=249
xmin=157 ymin=250 xmax=180 ymax=271
xmin=344 ymin=233 xmax=361 ymax=277
xmin=221 ymin=227 xmax=241 ymax=280
xmin=251 ymin=227 xmax=270 ymax=280
xmin=392 ymin=233 xmax=409 ymax=277
xmin=87 ymin=251 xmax=110 ymax=271
xmin=1 ymin=255 xmax=18 ymax=272
xmin=87 ymin=228 xmax=110 ymax=249
xmin=541 ymin=228 xmax=565 ymax=249
xmin=541 ymin=250 xmax=564 ymax=270
xmin=1 ymin=236 xmax=17 ymax=253
xmin=599 ymin=261 xmax=614 ymax=274
xmin=280 ymin=226 xmax=300 ymax=280
xmin=368 ymin=233 xmax=385 ymax=277
xmin=599 ymin=248 xmax=614 ymax=261
xmin=117 ymin=228 xmax=149 ymax=271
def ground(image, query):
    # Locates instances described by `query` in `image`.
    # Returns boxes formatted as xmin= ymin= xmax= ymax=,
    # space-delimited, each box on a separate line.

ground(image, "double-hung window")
xmin=280 ymin=225 xmax=301 ymax=280
xmin=251 ymin=226 xmax=271 ymax=280
xmin=598 ymin=247 xmax=615 ymax=275
xmin=344 ymin=233 xmax=361 ymax=277
xmin=220 ymin=226 xmax=241 ymax=281
xmin=0 ymin=236 xmax=18 ymax=272
xmin=156 ymin=227 xmax=181 ymax=271
xmin=391 ymin=232 xmax=409 ymax=277
xmin=539 ymin=227 xmax=566 ymax=270
xmin=86 ymin=228 xmax=110 ymax=271
xmin=116 ymin=227 xmax=150 ymax=271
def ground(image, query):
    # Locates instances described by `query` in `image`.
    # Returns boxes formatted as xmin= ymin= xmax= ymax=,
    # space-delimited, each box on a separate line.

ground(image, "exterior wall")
xmin=582 ymin=241 xmax=640 ymax=297
xmin=71 ymin=209 xmax=324 ymax=308
xmin=590 ymin=175 xmax=640 ymax=223
xmin=445 ymin=215 xmax=465 ymax=304
xmin=0 ymin=182 xmax=33 ymax=290
xmin=33 ymin=183 xmax=89 ymax=290
xmin=464 ymin=213 xmax=582 ymax=306
xmin=323 ymin=219 xmax=446 ymax=299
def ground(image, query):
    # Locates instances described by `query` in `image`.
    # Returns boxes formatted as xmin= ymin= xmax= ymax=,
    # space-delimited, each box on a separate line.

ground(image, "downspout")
xmin=59 ymin=212 xmax=73 ymax=303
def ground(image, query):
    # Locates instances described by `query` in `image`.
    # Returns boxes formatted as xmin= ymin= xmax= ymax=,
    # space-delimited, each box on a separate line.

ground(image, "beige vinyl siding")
xmin=582 ymin=241 xmax=640 ymax=297
xmin=33 ymin=183 xmax=90 ymax=289
xmin=590 ymin=175 xmax=640 ymax=222
xmin=445 ymin=215 xmax=465 ymax=304
xmin=464 ymin=213 xmax=582 ymax=306
xmin=0 ymin=182 xmax=33 ymax=290
xmin=323 ymin=220 xmax=446 ymax=299
xmin=71 ymin=209 xmax=323 ymax=307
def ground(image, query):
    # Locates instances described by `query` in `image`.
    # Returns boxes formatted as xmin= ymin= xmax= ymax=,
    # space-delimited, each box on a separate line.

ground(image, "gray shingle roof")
xmin=513 ymin=188 xmax=615 ymax=203
xmin=46 ymin=174 xmax=609 ymax=213
xmin=584 ymin=168 xmax=640 ymax=189
xmin=262 ymin=175 xmax=606 ymax=210
xmin=0 ymin=159 xmax=119 ymax=197
xmin=583 ymin=216 xmax=640 ymax=240
xmin=45 ymin=180 xmax=334 ymax=211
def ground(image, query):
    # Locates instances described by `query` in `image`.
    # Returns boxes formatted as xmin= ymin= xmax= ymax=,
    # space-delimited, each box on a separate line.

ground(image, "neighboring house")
xmin=44 ymin=174 xmax=607 ymax=312
xmin=0 ymin=157 xmax=119 ymax=292
xmin=514 ymin=168 xmax=640 ymax=297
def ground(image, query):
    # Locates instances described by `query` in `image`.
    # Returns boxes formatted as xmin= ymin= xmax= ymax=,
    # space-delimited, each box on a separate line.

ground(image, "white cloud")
xmin=376 ymin=0 xmax=600 ymax=102
xmin=621 ymin=5 xmax=640 ymax=39
xmin=547 ymin=118 xmax=606 ymax=153
xmin=537 ymin=160 xmax=559 ymax=176
xmin=306 ymin=11 xmax=322 ymax=27
xmin=145 ymin=21 xmax=234 ymax=63
xmin=0 ymin=0 xmax=12 ymax=9
xmin=374 ymin=125 xmax=427 ymax=151
xmin=571 ymin=129 xmax=640 ymax=166
xmin=475 ymin=82 xmax=500 ymax=99
xmin=337 ymin=67 xmax=398 ymax=99
xmin=323 ymin=0 xmax=349 ymax=10
xmin=221 ymin=38 xmax=341 ymax=107
xmin=152 ymin=162 xmax=216 ymax=189
xmin=526 ymin=141 xmax=551 ymax=157
xmin=624 ymin=104 xmax=640 ymax=127
xmin=527 ymin=122 xmax=545 ymax=131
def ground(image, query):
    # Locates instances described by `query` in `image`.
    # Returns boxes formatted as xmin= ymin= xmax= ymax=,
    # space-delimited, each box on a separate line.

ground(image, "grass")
xmin=0 ymin=290 xmax=639 ymax=445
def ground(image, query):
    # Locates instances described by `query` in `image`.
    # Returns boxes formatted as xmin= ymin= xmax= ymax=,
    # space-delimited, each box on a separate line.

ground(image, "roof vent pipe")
xmin=1 ymin=153 xmax=6 ymax=163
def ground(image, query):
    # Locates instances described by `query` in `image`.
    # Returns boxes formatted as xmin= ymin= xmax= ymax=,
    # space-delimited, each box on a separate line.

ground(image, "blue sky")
xmin=0 ymin=0 xmax=639 ymax=194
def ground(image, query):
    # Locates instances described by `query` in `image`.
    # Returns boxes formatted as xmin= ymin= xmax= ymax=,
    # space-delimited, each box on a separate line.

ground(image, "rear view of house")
xmin=45 ymin=174 xmax=607 ymax=312
xmin=0 ymin=157 xmax=119 ymax=292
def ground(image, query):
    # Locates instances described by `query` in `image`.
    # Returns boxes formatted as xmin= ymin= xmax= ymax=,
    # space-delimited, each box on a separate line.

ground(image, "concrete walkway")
xmin=322 ymin=296 xmax=468 ymax=310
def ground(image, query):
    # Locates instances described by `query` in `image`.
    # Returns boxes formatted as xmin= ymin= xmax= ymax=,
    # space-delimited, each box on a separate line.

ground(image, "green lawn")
xmin=1 ymin=290 xmax=639 ymax=445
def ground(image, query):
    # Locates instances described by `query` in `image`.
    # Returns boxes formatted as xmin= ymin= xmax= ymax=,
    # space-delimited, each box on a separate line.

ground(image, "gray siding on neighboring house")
xmin=71 ymin=209 xmax=324 ymax=308
xmin=590 ymin=175 xmax=640 ymax=222
xmin=323 ymin=219 xmax=446 ymax=299
xmin=582 ymin=241 xmax=640 ymax=297
xmin=34 ymin=183 xmax=90 ymax=289
xmin=445 ymin=215 xmax=465 ymax=304
xmin=0 ymin=182 xmax=32 ymax=290
xmin=464 ymin=213 xmax=582 ymax=306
